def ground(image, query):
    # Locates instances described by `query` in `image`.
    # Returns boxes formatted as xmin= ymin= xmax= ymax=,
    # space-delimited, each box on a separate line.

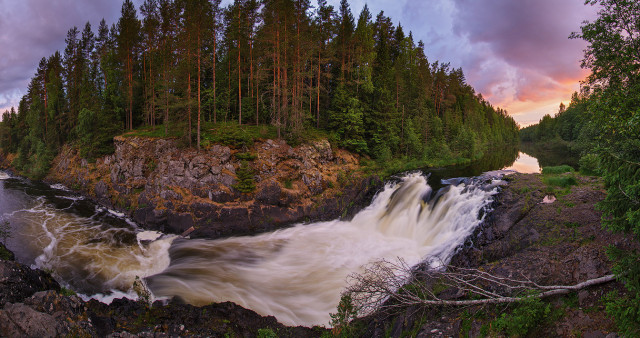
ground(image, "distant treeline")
xmin=519 ymin=93 xmax=595 ymax=157
xmin=0 ymin=0 xmax=518 ymax=178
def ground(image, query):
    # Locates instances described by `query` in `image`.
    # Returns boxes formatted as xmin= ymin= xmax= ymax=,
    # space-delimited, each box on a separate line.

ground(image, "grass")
xmin=543 ymin=175 xmax=577 ymax=188
xmin=542 ymin=165 xmax=574 ymax=175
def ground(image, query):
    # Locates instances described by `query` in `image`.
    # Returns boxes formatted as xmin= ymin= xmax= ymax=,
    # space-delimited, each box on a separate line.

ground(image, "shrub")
xmin=257 ymin=328 xmax=278 ymax=338
xmin=329 ymin=294 xmax=359 ymax=337
xmin=233 ymin=161 xmax=256 ymax=193
xmin=579 ymin=153 xmax=600 ymax=176
xmin=235 ymin=152 xmax=257 ymax=161
xmin=492 ymin=296 xmax=551 ymax=337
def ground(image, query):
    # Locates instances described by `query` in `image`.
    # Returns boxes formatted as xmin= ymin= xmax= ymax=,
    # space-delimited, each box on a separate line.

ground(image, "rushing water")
xmin=0 ymin=150 xmax=532 ymax=326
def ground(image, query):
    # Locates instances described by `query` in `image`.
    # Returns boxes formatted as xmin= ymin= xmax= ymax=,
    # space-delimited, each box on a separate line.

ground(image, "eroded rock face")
xmin=46 ymin=137 xmax=381 ymax=239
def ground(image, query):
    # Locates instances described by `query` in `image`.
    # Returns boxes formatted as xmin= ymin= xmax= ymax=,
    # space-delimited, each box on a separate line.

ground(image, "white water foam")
xmin=50 ymin=183 xmax=71 ymax=191
xmin=4 ymin=197 xmax=175 ymax=296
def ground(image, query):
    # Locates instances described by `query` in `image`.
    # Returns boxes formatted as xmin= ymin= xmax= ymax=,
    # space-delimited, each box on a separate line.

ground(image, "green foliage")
xmin=234 ymin=152 xmax=257 ymax=161
xmin=233 ymin=161 xmax=256 ymax=193
xmin=0 ymin=0 xmax=519 ymax=184
xmin=603 ymin=246 xmax=640 ymax=336
xmin=256 ymin=328 xmax=278 ymax=338
xmin=0 ymin=246 xmax=12 ymax=261
xmin=328 ymin=84 xmax=369 ymax=154
xmin=579 ymin=153 xmax=600 ymax=176
xmin=492 ymin=296 xmax=551 ymax=337
xmin=541 ymin=165 xmax=574 ymax=175
xmin=203 ymin=123 xmax=278 ymax=149
xmin=329 ymin=294 xmax=359 ymax=337
xmin=568 ymin=0 xmax=640 ymax=333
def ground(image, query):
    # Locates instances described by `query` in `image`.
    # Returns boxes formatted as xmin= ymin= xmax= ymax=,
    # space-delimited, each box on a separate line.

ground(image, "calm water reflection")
xmin=504 ymin=152 xmax=541 ymax=173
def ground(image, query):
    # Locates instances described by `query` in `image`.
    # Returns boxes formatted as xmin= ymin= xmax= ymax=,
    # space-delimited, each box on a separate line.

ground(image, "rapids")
xmin=0 ymin=170 xmax=503 ymax=327
xmin=146 ymin=172 xmax=500 ymax=326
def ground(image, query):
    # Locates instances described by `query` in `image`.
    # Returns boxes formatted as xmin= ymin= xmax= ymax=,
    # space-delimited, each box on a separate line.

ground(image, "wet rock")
xmin=0 ymin=260 xmax=60 ymax=307
xmin=0 ymin=302 xmax=67 ymax=337
xmin=166 ymin=213 xmax=195 ymax=234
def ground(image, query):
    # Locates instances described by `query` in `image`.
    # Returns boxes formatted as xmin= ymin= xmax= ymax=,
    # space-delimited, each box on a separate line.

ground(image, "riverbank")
xmin=349 ymin=172 xmax=636 ymax=337
xmin=0 ymin=171 xmax=633 ymax=336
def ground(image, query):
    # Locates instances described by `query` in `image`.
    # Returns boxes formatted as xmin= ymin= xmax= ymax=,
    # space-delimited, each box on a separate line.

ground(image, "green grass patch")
xmin=124 ymin=124 xmax=183 ymax=139
xmin=543 ymin=175 xmax=577 ymax=188
xmin=564 ymin=222 xmax=581 ymax=228
xmin=542 ymin=165 xmax=574 ymax=175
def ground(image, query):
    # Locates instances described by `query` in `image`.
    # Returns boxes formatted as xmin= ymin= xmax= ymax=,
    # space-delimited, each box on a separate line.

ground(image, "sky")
xmin=0 ymin=0 xmax=598 ymax=127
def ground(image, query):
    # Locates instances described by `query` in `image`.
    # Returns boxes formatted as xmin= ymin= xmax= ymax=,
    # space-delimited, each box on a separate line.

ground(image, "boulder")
xmin=0 ymin=260 xmax=61 ymax=307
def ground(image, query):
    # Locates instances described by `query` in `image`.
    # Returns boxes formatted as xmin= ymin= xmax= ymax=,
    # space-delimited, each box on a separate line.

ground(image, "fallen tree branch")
xmin=344 ymin=258 xmax=617 ymax=317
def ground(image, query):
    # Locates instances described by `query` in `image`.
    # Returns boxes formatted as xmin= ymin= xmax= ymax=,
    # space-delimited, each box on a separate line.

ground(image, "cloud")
xmin=448 ymin=0 xmax=597 ymax=122
xmin=0 ymin=0 xmax=130 ymax=111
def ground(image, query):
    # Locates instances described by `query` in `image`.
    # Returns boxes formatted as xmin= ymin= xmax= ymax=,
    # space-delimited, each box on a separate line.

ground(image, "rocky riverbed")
xmin=0 ymin=172 xmax=634 ymax=337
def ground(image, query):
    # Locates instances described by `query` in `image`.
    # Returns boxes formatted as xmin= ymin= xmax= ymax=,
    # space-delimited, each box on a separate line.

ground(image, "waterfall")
xmin=146 ymin=172 xmax=500 ymax=326
xmin=0 ymin=170 xmax=502 ymax=327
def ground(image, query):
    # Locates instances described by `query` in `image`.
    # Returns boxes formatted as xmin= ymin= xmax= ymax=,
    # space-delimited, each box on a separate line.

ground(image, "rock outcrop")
xmin=46 ymin=136 xmax=381 ymax=239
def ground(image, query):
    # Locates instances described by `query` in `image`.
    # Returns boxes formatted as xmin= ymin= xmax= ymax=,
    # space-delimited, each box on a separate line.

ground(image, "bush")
xmin=603 ymin=247 xmax=640 ymax=336
xmin=329 ymin=294 xmax=359 ymax=337
xmin=542 ymin=165 xmax=574 ymax=175
xmin=492 ymin=296 xmax=551 ymax=337
xmin=233 ymin=161 xmax=256 ymax=193
xmin=257 ymin=328 xmax=278 ymax=338
xmin=579 ymin=153 xmax=600 ymax=176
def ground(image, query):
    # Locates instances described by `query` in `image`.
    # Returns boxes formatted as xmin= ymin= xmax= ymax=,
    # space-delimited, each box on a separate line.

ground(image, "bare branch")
xmin=343 ymin=258 xmax=617 ymax=317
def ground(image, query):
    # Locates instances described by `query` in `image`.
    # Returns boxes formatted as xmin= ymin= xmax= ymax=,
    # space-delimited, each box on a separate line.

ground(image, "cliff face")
xmin=46 ymin=136 xmax=381 ymax=238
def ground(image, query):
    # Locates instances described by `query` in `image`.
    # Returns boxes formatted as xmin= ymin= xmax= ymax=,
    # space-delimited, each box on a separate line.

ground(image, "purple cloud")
xmin=0 ymin=0 xmax=133 ymax=112
xmin=451 ymin=0 xmax=596 ymax=105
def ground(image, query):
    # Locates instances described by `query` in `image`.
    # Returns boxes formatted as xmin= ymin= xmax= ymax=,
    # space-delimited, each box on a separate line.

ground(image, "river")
xmin=0 ymin=148 xmax=544 ymax=326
